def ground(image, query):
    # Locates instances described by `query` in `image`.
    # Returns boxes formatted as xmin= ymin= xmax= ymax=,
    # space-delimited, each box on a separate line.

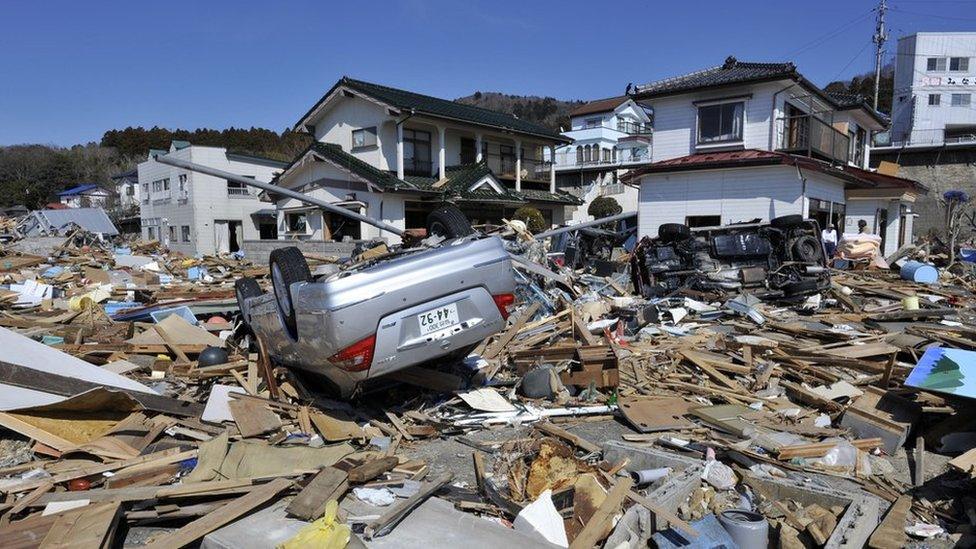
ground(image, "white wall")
xmin=274 ymin=160 xmax=405 ymax=244
xmin=314 ymin=96 xmax=397 ymax=171
xmin=637 ymin=165 xmax=846 ymax=238
xmin=137 ymin=146 xmax=282 ymax=255
xmin=843 ymin=198 xmax=904 ymax=256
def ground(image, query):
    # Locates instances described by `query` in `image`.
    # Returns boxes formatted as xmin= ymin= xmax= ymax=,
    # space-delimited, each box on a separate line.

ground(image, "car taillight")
xmin=492 ymin=293 xmax=516 ymax=320
xmin=328 ymin=334 xmax=375 ymax=372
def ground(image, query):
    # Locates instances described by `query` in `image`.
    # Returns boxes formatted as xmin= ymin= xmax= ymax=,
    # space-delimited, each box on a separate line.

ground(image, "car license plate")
xmin=417 ymin=303 xmax=460 ymax=335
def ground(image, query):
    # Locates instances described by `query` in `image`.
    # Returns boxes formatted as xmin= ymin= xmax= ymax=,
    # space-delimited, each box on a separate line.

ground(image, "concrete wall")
xmin=241 ymin=239 xmax=357 ymax=266
xmin=871 ymin=146 xmax=976 ymax=238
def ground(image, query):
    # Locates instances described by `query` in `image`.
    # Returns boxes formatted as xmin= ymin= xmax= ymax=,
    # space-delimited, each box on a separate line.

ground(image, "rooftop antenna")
xmin=872 ymin=0 xmax=889 ymax=111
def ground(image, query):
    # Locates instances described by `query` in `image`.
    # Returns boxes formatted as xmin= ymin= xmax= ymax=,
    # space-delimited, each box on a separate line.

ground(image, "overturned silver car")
xmin=631 ymin=215 xmax=830 ymax=299
xmin=157 ymin=155 xmax=515 ymax=398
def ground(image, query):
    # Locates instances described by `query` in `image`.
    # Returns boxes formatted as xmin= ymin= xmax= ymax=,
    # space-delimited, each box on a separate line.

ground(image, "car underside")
xmin=630 ymin=215 xmax=830 ymax=299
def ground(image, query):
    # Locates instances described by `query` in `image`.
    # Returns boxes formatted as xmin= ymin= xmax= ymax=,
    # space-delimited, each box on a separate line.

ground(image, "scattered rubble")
xmin=0 ymin=208 xmax=973 ymax=549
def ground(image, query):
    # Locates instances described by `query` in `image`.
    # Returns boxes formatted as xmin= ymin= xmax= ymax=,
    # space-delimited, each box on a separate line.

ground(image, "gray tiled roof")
xmin=296 ymin=77 xmax=570 ymax=142
xmin=632 ymin=57 xmax=797 ymax=98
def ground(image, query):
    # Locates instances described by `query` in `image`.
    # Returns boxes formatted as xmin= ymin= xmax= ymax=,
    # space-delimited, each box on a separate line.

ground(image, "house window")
xmin=602 ymin=148 xmax=611 ymax=162
xmin=126 ymin=184 xmax=135 ymax=196
xmin=178 ymin=174 xmax=188 ymax=191
xmin=352 ymin=127 xmax=377 ymax=148
xmin=147 ymin=227 xmax=155 ymax=240
xmin=950 ymin=57 xmax=969 ymax=72
xmin=181 ymin=225 xmax=191 ymax=242
xmin=227 ymin=175 xmax=254 ymax=196
xmin=585 ymin=118 xmax=601 ymax=129
xmin=141 ymin=182 xmax=148 ymax=194
xmin=686 ymin=215 xmax=721 ymax=228
xmin=168 ymin=226 xmax=176 ymax=241
xmin=612 ymin=148 xmax=617 ymax=162
xmin=697 ymin=101 xmax=744 ymax=144
xmin=576 ymin=146 xmax=583 ymax=164
xmin=162 ymin=178 xmax=170 ymax=191
xmin=929 ymin=94 xmax=941 ymax=106
xmin=286 ymin=212 xmax=308 ymax=233
xmin=951 ymin=93 xmax=971 ymax=107
xmin=402 ymin=129 xmax=431 ymax=176
xmin=927 ymin=57 xmax=947 ymax=71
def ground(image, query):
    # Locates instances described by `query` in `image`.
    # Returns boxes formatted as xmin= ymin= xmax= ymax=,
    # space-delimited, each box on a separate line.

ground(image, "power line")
xmin=889 ymin=6 xmax=976 ymax=22
xmin=829 ymin=40 xmax=874 ymax=83
xmin=787 ymin=9 xmax=877 ymax=57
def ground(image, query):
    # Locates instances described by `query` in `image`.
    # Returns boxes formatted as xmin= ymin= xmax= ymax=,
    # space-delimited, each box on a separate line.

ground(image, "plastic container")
xmin=718 ymin=509 xmax=769 ymax=549
xmin=900 ymin=261 xmax=938 ymax=284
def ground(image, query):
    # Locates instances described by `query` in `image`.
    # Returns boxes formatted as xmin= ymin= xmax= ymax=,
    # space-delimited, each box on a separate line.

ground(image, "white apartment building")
xmin=552 ymin=97 xmax=652 ymax=223
xmin=138 ymin=141 xmax=287 ymax=255
xmin=623 ymin=56 xmax=928 ymax=256
xmin=888 ymin=32 xmax=976 ymax=147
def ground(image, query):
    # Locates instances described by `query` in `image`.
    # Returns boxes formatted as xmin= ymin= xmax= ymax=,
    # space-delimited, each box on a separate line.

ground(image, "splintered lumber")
xmin=39 ymin=501 xmax=122 ymax=549
xmin=569 ymin=476 xmax=634 ymax=549
xmin=679 ymin=350 xmax=747 ymax=393
xmin=228 ymin=397 xmax=281 ymax=438
xmin=777 ymin=438 xmax=883 ymax=460
xmin=484 ymin=301 xmax=541 ymax=359
xmin=286 ymin=467 xmax=348 ymax=521
xmin=144 ymin=477 xmax=293 ymax=549
xmin=346 ymin=456 xmax=399 ymax=483
xmin=534 ymin=422 xmax=601 ymax=454
xmin=365 ymin=472 xmax=453 ymax=539
xmin=868 ymin=495 xmax=911 ymax=549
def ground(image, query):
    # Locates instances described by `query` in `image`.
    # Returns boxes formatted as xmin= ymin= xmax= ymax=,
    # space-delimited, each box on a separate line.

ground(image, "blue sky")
xmin=1 ymin=0 xmax=974 ymax=146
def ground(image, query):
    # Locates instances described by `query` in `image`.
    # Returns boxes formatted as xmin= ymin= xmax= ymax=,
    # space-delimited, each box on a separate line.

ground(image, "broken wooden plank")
xmin=143 ymin=477 xmax=293 ymax=549
xmin=286 ymin=467 xmax=348 ymax=521
xmin=365 ymin=472 xmax=452 ymax=539
xmin=570 ymin=476 xmax=633 ymax=549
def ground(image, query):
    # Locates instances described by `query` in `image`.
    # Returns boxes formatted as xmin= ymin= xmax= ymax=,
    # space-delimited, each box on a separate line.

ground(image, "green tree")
xmin=588 ymin=196 xmax=623 ymax=219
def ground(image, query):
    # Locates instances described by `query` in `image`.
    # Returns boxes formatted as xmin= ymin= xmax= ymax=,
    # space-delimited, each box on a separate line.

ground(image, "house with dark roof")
xmin=58 ymin=184 xmax=112 ymax=209
xmin=551 ymin=96 xmax=652 ymax=223
xmin=276 ymin=76 xmax=578 ymax=242
xmin=139 ymin=141 xmax=288 ymax=255
xmin=623 ymin=56 xmax=927 ymax=256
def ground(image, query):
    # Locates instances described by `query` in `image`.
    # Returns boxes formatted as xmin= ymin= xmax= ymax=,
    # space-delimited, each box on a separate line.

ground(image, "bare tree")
xmin=941 ymin=190 xmax=972 ymax=264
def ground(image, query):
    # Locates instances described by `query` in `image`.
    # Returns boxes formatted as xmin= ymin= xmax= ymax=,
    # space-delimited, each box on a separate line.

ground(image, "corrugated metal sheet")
xmin=25 ymin=208 xmax=119 ymax=236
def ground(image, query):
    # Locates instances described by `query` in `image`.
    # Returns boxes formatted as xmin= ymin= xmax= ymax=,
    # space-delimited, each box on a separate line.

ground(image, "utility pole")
xmin=872 ymin=0 xmax=889 ymax=111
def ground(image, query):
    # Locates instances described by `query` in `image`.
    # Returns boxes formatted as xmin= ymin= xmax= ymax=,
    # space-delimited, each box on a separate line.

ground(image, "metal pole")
xmin=154 ymin=154 xmax=406 ymax=237
xmin=533 ymin=211 xmax=636 ymax=240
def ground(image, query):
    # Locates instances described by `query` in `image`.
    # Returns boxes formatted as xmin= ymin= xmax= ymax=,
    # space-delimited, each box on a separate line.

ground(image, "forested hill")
xmin=454 ymin=92 xmax=584 ymax=133
xmin=100 ymin=127 xmax=312 ymax=161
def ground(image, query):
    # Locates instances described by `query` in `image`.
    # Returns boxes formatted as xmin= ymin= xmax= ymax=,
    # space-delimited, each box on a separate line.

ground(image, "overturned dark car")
xmin=630 ymin=215 xmax=829 ymax=299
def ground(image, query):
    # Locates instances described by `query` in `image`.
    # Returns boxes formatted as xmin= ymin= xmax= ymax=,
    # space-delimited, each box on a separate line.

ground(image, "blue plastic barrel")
xmin=901 ymin=261 xmax=938 ymax=284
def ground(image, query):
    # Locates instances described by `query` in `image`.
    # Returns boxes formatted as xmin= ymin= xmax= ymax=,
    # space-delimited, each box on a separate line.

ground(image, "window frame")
xmin=285 ymin=212 xmax=308 ymax=233
xmin=950 ymin=57 xmax=969 ymax=72
xmin=181 ymin=225 xmax=191 ymax=242
xmin=402 ymin=128 xmax=432 ymax=175
xmin=928 ymin=93 xmax=941 ymax=106
xmin=927 ymin=57 xmax=947 ymax=71
xmin=951 ymin=93 xmax=972 ymax=107
xmin=696 ymin=100 xmax=745 ymax=145
xmin=351 ymin=126 xmax=377 ymax=149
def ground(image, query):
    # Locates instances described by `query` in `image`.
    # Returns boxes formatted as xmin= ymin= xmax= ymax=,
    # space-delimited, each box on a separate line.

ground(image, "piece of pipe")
xmin=533 ymin=211 xmax=636 ymax=240
xmin=154 ymin=153 xmax=407 ymax=237
xmin=629 ymin=467 xmax=672 ymax=486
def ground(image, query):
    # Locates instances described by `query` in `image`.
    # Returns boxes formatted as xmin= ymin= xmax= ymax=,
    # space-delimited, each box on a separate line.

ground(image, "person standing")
xmin=821 ymin=223 xmax=838 ymax=257
xmin=858 ymin=219 xmax=868 ymax=234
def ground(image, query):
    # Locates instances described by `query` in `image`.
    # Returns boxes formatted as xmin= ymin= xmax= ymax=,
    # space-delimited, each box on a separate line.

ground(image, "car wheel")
xmin=791 ymin=235 xmax=823 ymax=263
xmin=427 ymin=205 xmax=474 ymax=239
xmin=658 ymin=223 xmax=691 ymax=242
xmin=771 ymin=214 xmax=805 ymax=231
xmin=269 ymin=247 xmax=311 ymax=337
xmin=234 ymin=277 xmax=262 ymax=326
xmin=782 ymin=278 xmax=820 ymax=297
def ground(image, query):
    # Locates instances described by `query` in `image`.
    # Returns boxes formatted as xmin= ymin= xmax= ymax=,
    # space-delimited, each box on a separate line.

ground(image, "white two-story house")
xmin=139 ymin=141 xmax=287 ymax=255
xmin=553 ymin=97 xmax=652 ymax=222
xmin=270 ymin=77 xmax=578 ymax=243
xmin=623 ymin=56 xmax=928 ymax=256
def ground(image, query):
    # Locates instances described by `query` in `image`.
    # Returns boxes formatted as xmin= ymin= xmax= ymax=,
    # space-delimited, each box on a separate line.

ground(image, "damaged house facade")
xmin=138 ymin=141 xmax=287 ymax=255
xmin=552 ymin=97 xmax=653 ymax=223
xmin=624 ymin=56 xmax=928 ymax=256
xmin=272 ymin=77 xmax=579 ymax=243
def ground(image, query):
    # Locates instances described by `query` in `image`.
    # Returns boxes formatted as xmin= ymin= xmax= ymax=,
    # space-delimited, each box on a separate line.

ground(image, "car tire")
xmin=269 ymin=247 xmax=312 ymax=337
xmin=771 ymin=214 xmax=805 ymax=231
xmin=427 ymin=205 xmax=474 ymax=239
xmin=234 ymin=277 xmax=262 ymax=325
xmin=791 ymin=235 xmax=823 ymax=263
xmin=782 ymin=278 xmax=820 ymax=297
xmin=658 ymin=223 xmax=691 ymax=242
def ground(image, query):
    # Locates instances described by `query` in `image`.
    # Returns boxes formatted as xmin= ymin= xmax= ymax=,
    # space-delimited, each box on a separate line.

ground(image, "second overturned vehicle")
xmin=630 ymin=215 xmax=830 ymax=299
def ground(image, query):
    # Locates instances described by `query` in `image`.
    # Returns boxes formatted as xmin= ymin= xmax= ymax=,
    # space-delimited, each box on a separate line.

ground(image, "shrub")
xmin=513 ymin=206 xmax=546 ymax=233
xmin=588 ymin=196 xmax=622 ymax=219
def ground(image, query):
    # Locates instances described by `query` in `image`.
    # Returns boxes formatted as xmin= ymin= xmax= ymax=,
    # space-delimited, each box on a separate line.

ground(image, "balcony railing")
xmin=776 ymin=115 xmax=850 ymax=164
xmin=484 ymin=154 xmax=550 ymax=181
xmin=227 ymin=186 xmax=252 ymax=197
xmin=874 ymin=128 xmax=976 ymax=148
xmin=551 ymin=147 xmax=651 ymax=169
xmin=616 ymin=121 xmax=652 ymax=135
